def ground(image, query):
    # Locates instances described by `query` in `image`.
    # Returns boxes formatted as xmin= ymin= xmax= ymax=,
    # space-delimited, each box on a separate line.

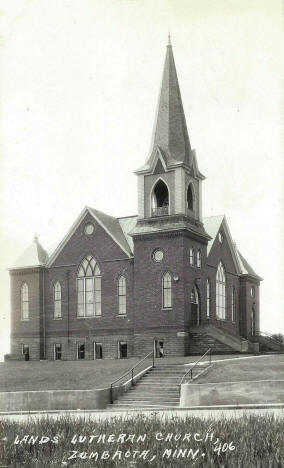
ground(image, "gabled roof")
xmin=203 ymin=215 xmax=224 ymax=254
xmin=203 ymin=215 xmax=261 ymax=279
xmin=118 ymin=215 xmax=138 ymax=252
xmin=10 ymin=236 xmax=48 ymax=269
xmin=47 ymin=207 xmax=134 ymax=267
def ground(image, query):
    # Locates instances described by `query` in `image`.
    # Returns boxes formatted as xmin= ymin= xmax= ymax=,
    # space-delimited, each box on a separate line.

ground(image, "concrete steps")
xmin=107 ymin=364 xmax=189 ymax=410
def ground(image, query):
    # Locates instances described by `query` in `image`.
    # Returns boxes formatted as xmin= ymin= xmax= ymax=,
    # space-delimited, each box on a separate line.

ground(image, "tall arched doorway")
xmin=190 ymin=286 xmax=201 ymax=325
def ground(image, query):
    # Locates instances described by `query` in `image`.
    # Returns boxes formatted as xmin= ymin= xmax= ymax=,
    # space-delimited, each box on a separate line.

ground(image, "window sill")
xmin=20 ymin=319 xmax=29 ymax=322
xmin=117 ymin=314 xmax=127 ymax=317
xmin=161 ymin=308 xmax=173 ymax=311
xmin=76 ymin=316 xmax=102 ymax=319
xmin=53 ymin=318 xmax=62 ymax=320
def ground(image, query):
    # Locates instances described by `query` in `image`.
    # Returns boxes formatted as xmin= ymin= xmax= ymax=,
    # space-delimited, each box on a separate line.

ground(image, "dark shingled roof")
xmin=150 ymin=40 xmax=192 ymax=166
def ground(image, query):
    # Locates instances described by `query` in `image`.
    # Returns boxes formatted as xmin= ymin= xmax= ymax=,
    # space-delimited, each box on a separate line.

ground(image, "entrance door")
xmin=118 ymin=341 xmax=127 ymax=359
xmin=154 ymin=339 xmax=164 ymax=358
xmin=190 ymin=287 xmax=200 ymax=325
xmin=22 ymin=345 xmax=29 ymax=361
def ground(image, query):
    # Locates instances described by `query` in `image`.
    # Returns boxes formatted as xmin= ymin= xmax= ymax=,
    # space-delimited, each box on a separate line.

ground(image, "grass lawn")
xmin=1 ymin=413 xmax=284 ymax=467
xmin=0 ymin=355 xmax=242 ymax=392
xmin=1 ymin=354 xmax=283 ymax=392
xmin=197 ymin=354 xmax=284 ymax=384
xmin=0 ymin=359 xmax=143 ymax=392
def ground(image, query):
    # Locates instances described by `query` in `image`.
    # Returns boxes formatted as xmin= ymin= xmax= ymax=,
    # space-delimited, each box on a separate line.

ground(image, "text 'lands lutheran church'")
xmin=8 ymin=38 xmax=262 ymax=362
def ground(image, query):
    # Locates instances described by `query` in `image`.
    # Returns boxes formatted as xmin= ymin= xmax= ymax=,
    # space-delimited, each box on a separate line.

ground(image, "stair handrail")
xmin=180 ymin=348 xmax=212 ymax=386
xmin=110 ymin=351 xmax=155 ymax=404
xmin=251 ymin=331 xmax=284 ymax=347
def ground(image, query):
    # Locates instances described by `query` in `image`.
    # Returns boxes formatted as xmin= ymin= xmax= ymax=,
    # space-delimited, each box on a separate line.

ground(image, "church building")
xmin=8 ymin=38 xmax=262 ymax=361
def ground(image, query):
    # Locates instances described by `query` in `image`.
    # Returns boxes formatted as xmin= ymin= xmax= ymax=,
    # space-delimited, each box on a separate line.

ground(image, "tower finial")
xmin=34 ymin=233 xmax=38 ymax=243
xmin=168 ymin=32 xmax=171 ymax=46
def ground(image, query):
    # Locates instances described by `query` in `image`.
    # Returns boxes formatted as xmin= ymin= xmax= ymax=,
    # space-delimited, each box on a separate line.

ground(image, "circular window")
xmin=251 ymin=286 xmax=255 ymax=297
xmin=152 ymin=249 xmax=164 ymax=262
xmin=218 ymin=232 xmax=223 ymax=243
xmin=84 ymin=223 xmax=94 ymax=235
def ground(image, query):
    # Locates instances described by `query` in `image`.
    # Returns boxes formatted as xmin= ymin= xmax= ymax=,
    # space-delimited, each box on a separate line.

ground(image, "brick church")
xmin=8 ymin=38 xmax=262 ymax=361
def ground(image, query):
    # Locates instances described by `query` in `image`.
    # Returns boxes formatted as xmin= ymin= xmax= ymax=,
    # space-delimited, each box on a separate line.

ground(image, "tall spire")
xmin=151 ymin=37 xmax=192 ymax=166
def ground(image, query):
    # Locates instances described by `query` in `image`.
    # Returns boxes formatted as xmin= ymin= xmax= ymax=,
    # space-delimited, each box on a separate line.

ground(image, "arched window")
xmin=152 ymin=179 xmax=169 ymax=216
xmin=21 ymin=283 xmax=29 ymax=320
xmin=206 ymin=279 xmax=211 ymax=317
xmin=187 ymin=184 xmax=194 ymax=210
xmin=189 ymin=247 xmax=194 ymax=266
xmin=118 ymin=276 xmax=126 ymax=315
xmin=231 ymin=287 xmax=236 ymax=322
xmin=54 ymin=282 xmax=62 ymax=319
xmin=162 ymin=272 xmax=172 ymax=308
xmin=197 ymin=250 xmax=202 ymax=268
xmin=77 ymin=255 xmax=101 ymax=317
xmin=216 ymin=262 xmax=226 ymax=319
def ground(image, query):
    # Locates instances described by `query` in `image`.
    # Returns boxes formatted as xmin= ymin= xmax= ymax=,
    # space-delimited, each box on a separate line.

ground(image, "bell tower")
xmin=134 ymin=35 xmax=205 ymax=227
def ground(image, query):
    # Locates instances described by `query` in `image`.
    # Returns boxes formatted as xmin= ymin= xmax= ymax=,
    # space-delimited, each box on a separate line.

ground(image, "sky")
xmin=0 ymin=0 xmax=283 ymax=359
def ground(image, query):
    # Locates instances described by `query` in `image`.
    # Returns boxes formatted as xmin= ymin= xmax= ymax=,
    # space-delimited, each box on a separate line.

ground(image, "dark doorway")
xmin=94 ymin=342 xmax=103 ymax=359
xmin=77 ymin=343 xmax=85 ymax=360
xmin=54 ymin=343 xmax=62 ymax=360
xmin=22 ymin=345 xmax=29 ymax=361
xmin=154 ymin=339 xmax=164 ymax=358
xmin=118 ymin=341 xmax=127 ymax=359
xmin=190 ymin=287 xmax=200 ymax=325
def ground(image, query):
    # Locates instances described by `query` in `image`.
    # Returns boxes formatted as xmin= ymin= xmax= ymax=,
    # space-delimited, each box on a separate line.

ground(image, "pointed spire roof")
xmin=10 ymin=236 xmax=48 ymax=269
xmin=150 ymin=37 xmax=192 ymax=166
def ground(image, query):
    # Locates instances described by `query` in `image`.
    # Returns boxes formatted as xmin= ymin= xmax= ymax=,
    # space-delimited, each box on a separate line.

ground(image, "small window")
xmin=206 ymin=279 xmax=211 ymax=317
xmin=54 ymin=282 xmax=62 ymax=319
xmin=187 ymin=184 xmax=194 ymax=210
xmin=54 ymin=344 xmax=62 ymax=360
xmin=77 ymin=343 xmax=85 ymax=360
xmin=162 ymin=272 xmax=172 ymax=308
xmin=152 ymin=249 xmax=164 ymax=262
xmin=94 ymin=342 xmax=103 ymax=359
xmin=218 ymin=232 xmax=224 ymax=243
xmin=22 ymin=345 xmax=29 ymax=361
xmin=118 ymin=341 xmax=127 ymax=359
xmin=118 ymin=276 xmax=126 ymax=315
xmin=21 ymin=283 xmax=29 ymax=320
xmin=189 ymin=248 xmax=194 ymax=266
xmin=197 ymin=250 xmax=202 ymax=268
xmin=84 ymin=223 xmax=94 ymax=235
xmin=251 ymin=286 xmax=255 ymax=297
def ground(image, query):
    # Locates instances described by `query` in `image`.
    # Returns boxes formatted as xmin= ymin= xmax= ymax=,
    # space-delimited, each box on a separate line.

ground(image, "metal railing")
xmin=249 ymin=331 xmax=284 ymax=348
xmin=180 ymin=348 xmax=212 ymax=386
xmin=151 ymin=206 xmax=169 ymax=217
xmin=110 ymin=351 xmax=155 ymax=404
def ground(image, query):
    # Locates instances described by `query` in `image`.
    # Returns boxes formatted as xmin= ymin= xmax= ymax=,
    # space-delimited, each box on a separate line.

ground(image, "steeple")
xmin=150 ymin=36 xmax=192 ymax=166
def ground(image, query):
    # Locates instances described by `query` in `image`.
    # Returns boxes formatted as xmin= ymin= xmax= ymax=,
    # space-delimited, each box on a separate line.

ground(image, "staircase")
xmin=189 ymin=324 xmax=249 ymax=354
xmin=249 ymin=332 xmax=284 ymax=352
xmin=107 ymin=363 xmax=205 ymax=410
